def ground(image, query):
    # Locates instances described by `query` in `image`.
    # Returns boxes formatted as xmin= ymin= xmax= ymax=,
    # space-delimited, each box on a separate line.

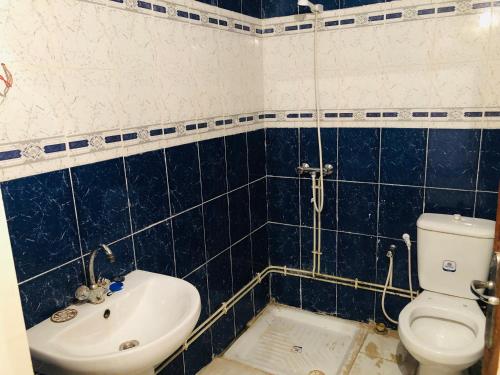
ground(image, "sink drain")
xmin=308 ymin=371 xmax=325 ymax=375
xmin=119 ymin=340 xmax=140 ymax=351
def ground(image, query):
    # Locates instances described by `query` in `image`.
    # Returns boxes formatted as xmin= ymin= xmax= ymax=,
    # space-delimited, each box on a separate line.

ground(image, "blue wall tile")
xmin=425 ymin=188 xmax=475 ymax=217
xmin=427 ymin=129 xmax=480 ymax=190
xmin=301 ymin=227 xmax=336 ymax=275
xmin=374 ymin=293 xmax=410 ymax=330
xmin=134 ymin=221 xmax=175 ymax=276
xmin=478 ymin=129 xmax=500 ymax=191
xmin=337 ymin=286 xmax=375 ymax=323
xmin=203 ymin=195 xmax=230 ymax=258
xmin=211 ymin=311 xmax=236 ymax=355
xmin=158 ymin=354 xmax=185 ymax=375
xmin=207 ymin=249 xmax=234 ymax=310
xmin=262 ymin=0 xmax=298 ymax=18
xmin=380 ymin=128 xmax=426 ymax=186
xmin=184 ymin=265 xmax=211 ymax=321
xmin=267 ymin=177 xmax=299 ymax=225
xmin=339 ymin=128 xmax=379 ymax=182
xmin=218 ymin=0 xmax=242 ymax=13
xmin=337 ymin=232 xmax=377 ymax=283
xmin=247 ymin=130 xmax=266 ymax=181
xmin=302 ymin=278 xmax=336 ymax=315
xmin=172 ymin=207 xmax=206 ymax=278
xmin=268 ymin=223 xmax=300 ymax=268
xmin=300 ymin=178 xmax=336 ymax=230
xmin=342 ymin=0 xmax=382 ymax=9
xmin=199 ymin=138 xmax=228 ymax=201
xmin=254 ymin=277 xmax=270 ymax=314
xmin=228 ymin=186 xmax=250 ymax=243
xmin=252 ymin=225 xmax=269 ymax=271
xmin=165 ymin=143 xmax=202 ymax=214
xmin=196 ymin=0 xmax=217 ymax=5
xmin=270 ymin=274 xmax=301 ymax=307
xmin=235 ymin=293 xmax=255 ymax=334
xmin=250 ymin=179 xmax=267 ymax=230
xmin=2 ymin=170 xmax=80 ymax=282
xmin=183 ymin=330 xmax=212 ymax=375
xmin=299 ymin=128 xmax=337 ymax=175
xmin=338 ymin=182 xmax=377 ymax=235
xmin=242 ymin=0 xmax=262 ymax=17
xmin=379 ymin=185 xmax=423 ymax=239
xmin=476 ymin=192 xmax=498 ymax=220
xmin=226 ymin=133 xmax=249 ymax=190
xmin=19 ymin=260 xmax=84 ymax=328
xmin=125 ymin=150 xmax=170 ymax=231
xmin=266 ymin=128 xmax=298 ymax=177
xmin=72 ymin=158 xmax=130 ymax=252
xmin=232 ymin=237 xmax=254 ymax=291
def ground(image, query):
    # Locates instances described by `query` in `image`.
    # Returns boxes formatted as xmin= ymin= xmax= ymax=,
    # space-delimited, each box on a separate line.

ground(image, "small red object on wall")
xmin=0 ymin=63 xmax=13 ymax=97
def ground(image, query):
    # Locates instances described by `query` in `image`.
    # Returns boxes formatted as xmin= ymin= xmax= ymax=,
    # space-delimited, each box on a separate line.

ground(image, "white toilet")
xmin=398 ymin=213 xmax=495 ymax=375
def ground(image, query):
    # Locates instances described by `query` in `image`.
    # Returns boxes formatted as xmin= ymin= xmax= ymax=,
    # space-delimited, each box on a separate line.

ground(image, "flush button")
xmin=453 ymin=214 xmax=461 ymax=221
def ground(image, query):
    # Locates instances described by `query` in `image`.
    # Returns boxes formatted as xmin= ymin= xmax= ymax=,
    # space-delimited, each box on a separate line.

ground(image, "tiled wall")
xmin=0 ymin=0 xmax=263 ymax=181
xmin=2 ymin=130 xmax=269 ymax=375
xmin=265 ymin=126 xmax=500 ymax=328
xmin=262 ymin=0 xmax=500 ymax=118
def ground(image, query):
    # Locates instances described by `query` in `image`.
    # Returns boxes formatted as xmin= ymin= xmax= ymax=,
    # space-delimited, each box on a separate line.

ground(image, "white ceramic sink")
xmin=28 ymin=270 xmax=201 ymax=375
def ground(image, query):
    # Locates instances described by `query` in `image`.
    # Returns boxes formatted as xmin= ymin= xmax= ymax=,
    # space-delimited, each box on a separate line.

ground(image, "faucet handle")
xmin=75 ymin=285 xmax=90 ymax=301
xmin=97 ymin=277 xmax=111 ymax=289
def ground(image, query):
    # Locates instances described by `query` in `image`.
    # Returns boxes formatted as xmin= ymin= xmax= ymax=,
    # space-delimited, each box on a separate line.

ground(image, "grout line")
xmin=195 ymin=141 xmax=216 ymax=356
xmin=222 ymin=135 xmax=237 ymax=337
xmin=422 ymin=128 xmax=430 ymax=213
xmin=121 ymin=156 xmax=138 ymax=269
xmin=297 ymin=128 xmax=303 ymax=309
xmin=18 ymin=256 xmax=83 ymax=286
xmin=335 ymin=127 xmax=339 ymax=315
xmin=245 ymin=132 xmax=257 ymax=316
xmin=473 ymin=129 xmax=483 ymax=217
xmin=374 ymin=127 xmax=383 ymax=319
xmin=266 ymin=174 xmax=497 ymax=194
xmin=67 ymin=168 xmax=87 ymax=285
xmin=163 ymin=148 xmax=178 ymax=277
xmin=267 ymin=220 xmax=415 ymax=243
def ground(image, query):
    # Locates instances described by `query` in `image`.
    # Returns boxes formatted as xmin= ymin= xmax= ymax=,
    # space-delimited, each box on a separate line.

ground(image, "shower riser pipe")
xmin=155 ymin=265 xmax=417 ymax=373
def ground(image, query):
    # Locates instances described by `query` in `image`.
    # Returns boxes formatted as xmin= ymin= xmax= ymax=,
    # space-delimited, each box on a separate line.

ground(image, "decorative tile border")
xmin=263 ymin=108 xmax=500 ymax=122
xmin=1 ymin=107 xmax=498 ymax=171
xmin=0 ymin=111 xmax=260 ymax=167
xmin=82 ymin=0 xmax=500 ymax=40
xmin=264 ymin=0 xmax=500 ymax=36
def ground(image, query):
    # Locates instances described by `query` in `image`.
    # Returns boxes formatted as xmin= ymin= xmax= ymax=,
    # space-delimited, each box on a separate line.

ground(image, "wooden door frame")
xmin=482 ymin=183 xmax=500 ymax=375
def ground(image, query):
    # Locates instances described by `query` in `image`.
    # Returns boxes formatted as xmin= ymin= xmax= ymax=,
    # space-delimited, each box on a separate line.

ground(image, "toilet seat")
xmin=398 ymin=291 xmax=485 ymax=368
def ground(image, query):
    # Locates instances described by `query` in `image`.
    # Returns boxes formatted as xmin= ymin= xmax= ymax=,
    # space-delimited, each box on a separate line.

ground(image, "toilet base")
xmin=417 ymin=363 xmax=464 ymax=375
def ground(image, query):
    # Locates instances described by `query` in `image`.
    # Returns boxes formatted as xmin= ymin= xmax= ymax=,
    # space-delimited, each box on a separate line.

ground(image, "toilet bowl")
xmin=398 ymin=291 xmax=485 ymax=375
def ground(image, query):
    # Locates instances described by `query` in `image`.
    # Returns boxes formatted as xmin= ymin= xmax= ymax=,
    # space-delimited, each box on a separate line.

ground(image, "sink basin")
xmin=28 ymin=270 xmax=201 ymax=375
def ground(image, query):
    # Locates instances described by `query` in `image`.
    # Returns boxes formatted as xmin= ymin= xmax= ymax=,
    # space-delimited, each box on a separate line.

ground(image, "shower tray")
xmin=221 ymin=304 xmax=366 ymax=375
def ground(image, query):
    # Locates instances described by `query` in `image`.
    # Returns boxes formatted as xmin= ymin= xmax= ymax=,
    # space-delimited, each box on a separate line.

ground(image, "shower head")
xmin=297 ymin=0 xmax=324 ymax=13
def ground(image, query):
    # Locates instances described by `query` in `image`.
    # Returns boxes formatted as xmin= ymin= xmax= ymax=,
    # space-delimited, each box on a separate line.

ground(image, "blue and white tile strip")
xmin=1 ymin=107 xmax=498 ymax=170
xmin=83 ymin=0 xmax=500 ymax=38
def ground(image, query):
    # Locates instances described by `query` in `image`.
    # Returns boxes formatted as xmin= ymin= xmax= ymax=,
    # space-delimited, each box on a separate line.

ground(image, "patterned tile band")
xmin=90 ymin=0 xmax=500 ymax=38
xmin=1 ymin=107 xmax=498 ymax=164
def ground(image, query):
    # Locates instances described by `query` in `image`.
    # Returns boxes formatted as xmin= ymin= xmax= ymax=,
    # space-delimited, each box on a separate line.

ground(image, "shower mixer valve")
xmin=296 ymin=163 xmax=334 ymax=176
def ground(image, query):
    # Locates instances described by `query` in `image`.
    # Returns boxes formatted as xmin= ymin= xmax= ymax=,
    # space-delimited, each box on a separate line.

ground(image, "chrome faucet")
xmin=75 ymin=244 xmax=115 ymax=304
